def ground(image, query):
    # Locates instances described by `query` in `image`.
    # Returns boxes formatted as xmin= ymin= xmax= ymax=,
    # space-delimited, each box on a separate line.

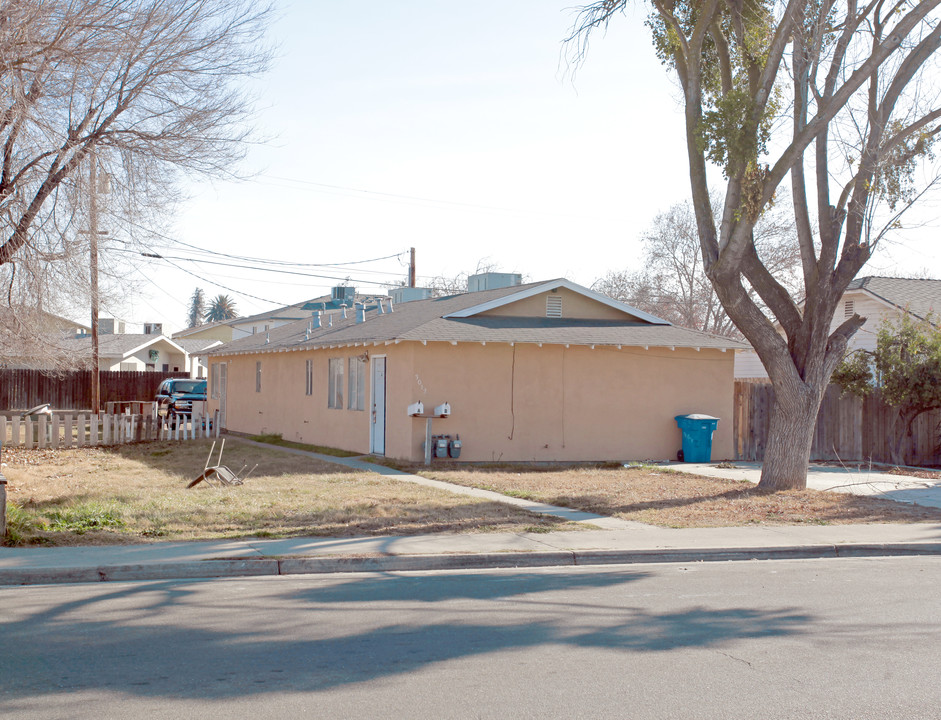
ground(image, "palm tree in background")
xmin=204 ymin=294 xmax=238 ymax=322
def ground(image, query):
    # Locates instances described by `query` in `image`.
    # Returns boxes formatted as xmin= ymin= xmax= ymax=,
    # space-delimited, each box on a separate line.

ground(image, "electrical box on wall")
xmin=407 ymin=401 xmax=424 ymax=417
xmin=433 ymin=402 xmax=451 ymax=417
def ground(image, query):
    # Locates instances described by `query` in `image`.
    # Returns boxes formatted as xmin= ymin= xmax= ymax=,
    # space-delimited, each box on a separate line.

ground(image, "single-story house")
xmin=735 ymin=276 xmax=941 ymax=379
xmin=207 ymin=278 xmax=747 ymax=463
xmin=59 ymin=333 xmax=219 ymax=377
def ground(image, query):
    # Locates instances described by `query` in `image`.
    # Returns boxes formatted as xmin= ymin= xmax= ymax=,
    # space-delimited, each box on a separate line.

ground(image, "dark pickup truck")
xmin=154 ymin=378 xmax=207 ymax=422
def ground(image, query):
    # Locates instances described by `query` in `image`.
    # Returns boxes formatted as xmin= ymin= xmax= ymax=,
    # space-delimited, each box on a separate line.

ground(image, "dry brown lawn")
xmin=412 ymin=463 xmax=941 ymax=527
xmin=0 ymin=441 xmax=571 ymax=545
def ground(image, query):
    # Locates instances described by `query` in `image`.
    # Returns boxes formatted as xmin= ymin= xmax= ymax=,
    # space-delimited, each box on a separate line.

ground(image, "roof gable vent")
xmin=546 ymin=295 xmax=562 ymax=318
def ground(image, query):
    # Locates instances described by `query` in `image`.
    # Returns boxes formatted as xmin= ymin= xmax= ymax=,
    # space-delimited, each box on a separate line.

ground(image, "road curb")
xmin=3 ymin=542 xmax=941 ymax=586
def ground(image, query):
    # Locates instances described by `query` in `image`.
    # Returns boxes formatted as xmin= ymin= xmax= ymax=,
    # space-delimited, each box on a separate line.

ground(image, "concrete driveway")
xmin=672 ymin=461 xmax=941 ymax=509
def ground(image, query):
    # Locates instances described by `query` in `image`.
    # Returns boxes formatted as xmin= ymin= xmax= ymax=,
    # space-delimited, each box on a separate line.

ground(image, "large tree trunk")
xmin=758 ymin=379 xmax=826 ymax=491
xmin=888 ymin=410 xmax=919 ymax=467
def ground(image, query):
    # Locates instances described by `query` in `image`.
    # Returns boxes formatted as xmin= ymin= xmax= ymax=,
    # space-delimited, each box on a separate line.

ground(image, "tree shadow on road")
xmin=0 ymin=568 xmax=814 ymax=706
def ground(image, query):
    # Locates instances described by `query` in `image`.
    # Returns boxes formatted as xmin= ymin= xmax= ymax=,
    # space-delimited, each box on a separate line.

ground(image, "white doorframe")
xmin=370 ymin=356 xmax=386 ymax=455
xmin=219 ymin=361 xmax=227 ymax=429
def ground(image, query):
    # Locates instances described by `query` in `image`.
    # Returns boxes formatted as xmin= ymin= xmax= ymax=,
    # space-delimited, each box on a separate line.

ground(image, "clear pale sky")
xmin=117 ymin=1 xmax=941 ymax=332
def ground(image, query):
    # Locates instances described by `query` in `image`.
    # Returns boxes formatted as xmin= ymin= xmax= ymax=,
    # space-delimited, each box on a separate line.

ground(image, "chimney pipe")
xmin=312 ymin=310 xmax=321 ymax=329
xmin=355 ymin=302 xmax=365 ymax=324
xmin=377 ymin=299 xmax=385 ymax=314
xmin=341 ymin=305 xmax=348 ymax=319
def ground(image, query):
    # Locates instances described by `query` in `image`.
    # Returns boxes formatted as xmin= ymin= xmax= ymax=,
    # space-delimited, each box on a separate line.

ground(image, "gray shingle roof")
xmin=211 ymin=280 xmax=747 ymax=356
xmin=174 ymin=338 xmax=222 ymax=353
xmin=61 ymin=334 xmax=184 ymax=358
xmin=847 ymin=276 xmax=941 ymax=321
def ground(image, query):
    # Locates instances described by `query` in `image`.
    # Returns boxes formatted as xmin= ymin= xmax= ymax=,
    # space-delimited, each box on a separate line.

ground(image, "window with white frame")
xmin=255 ymin=361 xmax=262 ymax=392
xmin=348 ymin=356 xmax=366 ymax=410
xmin=328 ymin=357 xmax=344 ymax=408
xmin=305 ymin=359 xmax=313 ymax=396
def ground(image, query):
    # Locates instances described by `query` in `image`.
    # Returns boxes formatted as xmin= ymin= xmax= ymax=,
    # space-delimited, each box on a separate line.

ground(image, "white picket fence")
xmin=0 ymin=410 xmax=220 ymax=449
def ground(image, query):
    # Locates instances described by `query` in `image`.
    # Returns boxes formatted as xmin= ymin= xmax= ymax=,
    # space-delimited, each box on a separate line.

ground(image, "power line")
xmin=156 ymin=255 xmax=286 ymax=306
xmin=117 ymin=247 xmax=401 ymax=288
xmin=121 ymin=216 xmax=408 ymax=269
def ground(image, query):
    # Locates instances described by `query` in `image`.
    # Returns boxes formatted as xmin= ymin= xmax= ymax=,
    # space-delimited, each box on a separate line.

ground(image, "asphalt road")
xmin=2 ymin=557 xmax=940 ymax=719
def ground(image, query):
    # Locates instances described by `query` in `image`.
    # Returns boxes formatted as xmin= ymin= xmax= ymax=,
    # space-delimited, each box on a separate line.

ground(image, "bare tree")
xmin=425 ymin=259 xmax=507 ymax=297
xmin=0 ymin=0 xmax=272 ymax=364
xmin=594 ymin=196 xmax=801 ymax=337
xmin=569 ymin=2 xmax=941 ymax=489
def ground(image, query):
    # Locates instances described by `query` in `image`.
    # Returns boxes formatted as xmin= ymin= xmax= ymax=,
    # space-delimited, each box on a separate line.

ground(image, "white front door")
xmin=370 ymin=357 xmax=386 ymax=454
xmin=219 ymin=362 xmax=227 ymax=429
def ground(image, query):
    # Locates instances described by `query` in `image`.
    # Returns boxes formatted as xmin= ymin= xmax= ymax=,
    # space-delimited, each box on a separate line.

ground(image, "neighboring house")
xmin=173 ymin=286 xmax=388 ymax=345
xmin=0 ymin=307 xmax=92 ymax=369
xmin=735 ymin=276 xmax=941 ymax=379
xmin=174 ymin=338 xmax=223 ymax=378
xmin=59 ymin=333 xmax=214 ymax=377
xmin=207 ymin=277 xmax=746 ymax=463
xmin=64 ymin=333 xmax=189 ymax=373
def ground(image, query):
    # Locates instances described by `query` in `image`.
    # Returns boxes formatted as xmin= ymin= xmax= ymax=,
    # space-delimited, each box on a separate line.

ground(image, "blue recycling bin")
xmin=674 ymin=414 xmax=720 ymax=463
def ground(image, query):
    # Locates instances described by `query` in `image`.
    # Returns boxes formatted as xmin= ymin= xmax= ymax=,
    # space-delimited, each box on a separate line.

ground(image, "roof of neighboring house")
xmin=62 ymin=333 xmax=188 ymax=359
xmin=175 ymin=338 xmax=223 ymax=354
xmin=846 ymin=276 xmax=941 ymax=321
xmin=0 ymin=306 xmax=90 ymax=335
xmin=172 ymin=319 xmax=230 ymax=339
xmin=211 ymin=279 xmax=748 ymax=357
xmin=173 ymin=289 xmax=388 ymax=339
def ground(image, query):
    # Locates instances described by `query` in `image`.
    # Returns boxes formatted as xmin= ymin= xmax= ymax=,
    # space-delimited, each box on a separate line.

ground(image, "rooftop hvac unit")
xmin=98 ymin=318 xmax=125 ymax=335
xmin=391 ymin=287 xmax=433 ymax=304
xmin=331 ymin=286 xmax=356 ymax=303
xmin=467 ymin=272 xmax=522 ymax=293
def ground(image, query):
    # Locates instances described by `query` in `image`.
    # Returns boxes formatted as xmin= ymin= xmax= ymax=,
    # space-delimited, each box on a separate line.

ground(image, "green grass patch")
xmin=3 ymin=503 xmax=48 ymax=546
xmin=43 ymin=502 xmax=126 ymax=534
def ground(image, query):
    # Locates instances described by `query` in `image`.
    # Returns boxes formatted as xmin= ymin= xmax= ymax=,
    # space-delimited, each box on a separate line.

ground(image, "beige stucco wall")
xmin=480 ymin=288 xmax=645 ymax=321
xmin=211 ymin=340 xmax=735 ymax=463
xmin=403 ymin=342 xmax=733 ymax=462
xmin=212 ymin=350 xmax=373 ymax=452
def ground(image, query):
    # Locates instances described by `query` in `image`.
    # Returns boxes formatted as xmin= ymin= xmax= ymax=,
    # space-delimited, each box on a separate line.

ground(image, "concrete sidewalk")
xmin=676 ymin=461 xmax=941 ymax=508
xmin=2 ymin=522 xmax=940 ymax=586
xmin=2 ymin=439 xmax=940 ymax=586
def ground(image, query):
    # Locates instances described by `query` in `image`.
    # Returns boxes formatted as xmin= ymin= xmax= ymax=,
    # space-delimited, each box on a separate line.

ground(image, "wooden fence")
xmin=0 ymin=410 xmax=219 ymax=449
xmin=734 ymin=381 xmax=941 ymax=466
xmin=0 ymin=369 xmax=190 ymax=412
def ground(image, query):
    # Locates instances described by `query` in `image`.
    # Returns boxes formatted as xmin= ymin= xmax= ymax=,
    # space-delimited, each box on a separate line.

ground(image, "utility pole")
xmin=89 ymin=152 xmax=100 ymax=415
xmin=409 ymin=247 xmax=416 ymax=288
